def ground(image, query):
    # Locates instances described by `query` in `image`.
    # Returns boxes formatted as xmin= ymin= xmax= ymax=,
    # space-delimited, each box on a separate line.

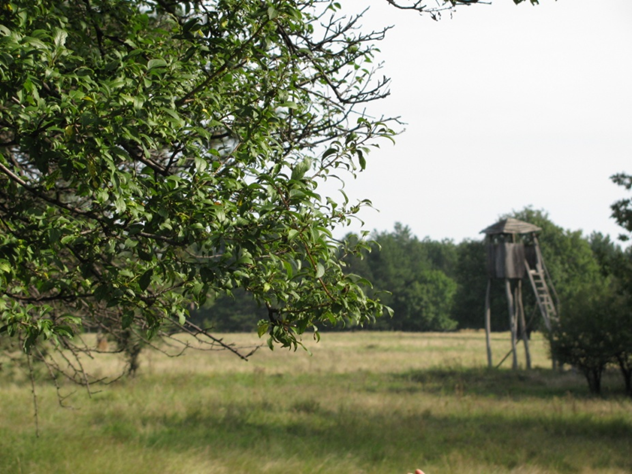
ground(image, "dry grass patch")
xmin=1 ymin=331 xmax=630 ymax=474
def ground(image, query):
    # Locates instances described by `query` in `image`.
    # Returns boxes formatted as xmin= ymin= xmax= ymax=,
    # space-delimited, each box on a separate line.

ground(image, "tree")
xmin=343 ymin=224 xmax=458 ymax=331
xmin=547 ymin=217 xmax=632 ymax=396
xmin=611 ymin=173 xmax=632 ymax=242
xmin=549 ymin=283 xmax=615 ymax=395
xmin=608 ymin=293 xmax=632 ymax=396
xmin=0 ymin=0 xmax=546 ymax=380
xmin=604 ymin=175 xmax=632 ymax=394
xmin=595 ymin=177 xmax=632 ymax=395
xmin=548 ymin=274 xmax=632 ymax=396
xmin=0 ymin=0 xmax=403 ymax=381
xmin=588 ymin=232 xmax=626 ymax=279
xmin=392 ymin=269 xmax=457 ymax=331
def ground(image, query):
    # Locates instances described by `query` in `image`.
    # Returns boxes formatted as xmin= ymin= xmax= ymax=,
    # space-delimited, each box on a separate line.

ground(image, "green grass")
xmin=1 ymin=331 xmax=631 ymax=473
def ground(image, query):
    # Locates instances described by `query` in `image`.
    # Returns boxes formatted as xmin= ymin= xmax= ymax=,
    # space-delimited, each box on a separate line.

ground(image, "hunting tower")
xmin=481 ymin=218 xmax=558 ymax=369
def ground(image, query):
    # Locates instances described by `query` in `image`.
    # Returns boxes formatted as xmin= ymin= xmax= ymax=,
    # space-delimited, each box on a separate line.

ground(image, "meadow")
xmin=1 ymin=331 xmax=631 ymax=474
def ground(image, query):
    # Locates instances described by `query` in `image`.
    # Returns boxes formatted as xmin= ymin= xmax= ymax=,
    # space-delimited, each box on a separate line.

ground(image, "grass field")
xmin=1 ymin=331 xmax=631 ymax=474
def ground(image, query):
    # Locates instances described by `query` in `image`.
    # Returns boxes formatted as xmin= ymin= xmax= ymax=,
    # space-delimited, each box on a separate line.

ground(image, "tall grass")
xmin=1 ymin=331 xmax=630 ymax=473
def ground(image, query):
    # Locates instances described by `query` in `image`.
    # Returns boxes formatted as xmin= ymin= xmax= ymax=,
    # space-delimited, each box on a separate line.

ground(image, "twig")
xmin=181 ymin=319 xmax=257 ymax=361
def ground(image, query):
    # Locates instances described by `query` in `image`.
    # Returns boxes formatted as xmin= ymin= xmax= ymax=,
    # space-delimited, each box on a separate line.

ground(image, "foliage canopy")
xmin=0 ymin=0 xmax=402 ymax=360
xmin=0 ymin=0 xmax=553 ymax=370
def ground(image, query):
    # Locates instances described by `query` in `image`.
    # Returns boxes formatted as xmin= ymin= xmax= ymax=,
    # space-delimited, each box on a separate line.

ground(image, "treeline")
xmin=190 ymin=207 xmax=624 ymax=335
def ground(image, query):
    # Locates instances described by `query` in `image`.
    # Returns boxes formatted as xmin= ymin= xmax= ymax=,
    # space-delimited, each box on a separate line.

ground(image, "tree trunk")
xmin=616 ymin=355 xmax=632 ymax=396
xmin=584 ymin=367 xmax=603 ymax=395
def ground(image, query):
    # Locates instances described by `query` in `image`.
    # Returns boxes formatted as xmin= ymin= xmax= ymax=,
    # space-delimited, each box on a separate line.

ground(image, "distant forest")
xmin=190 ymin=208 xmax=626 ymax=333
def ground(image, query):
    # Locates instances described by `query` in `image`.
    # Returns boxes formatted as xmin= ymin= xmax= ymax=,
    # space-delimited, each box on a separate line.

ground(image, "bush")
xmin=549 ymin=282 xmax=628 ymax=395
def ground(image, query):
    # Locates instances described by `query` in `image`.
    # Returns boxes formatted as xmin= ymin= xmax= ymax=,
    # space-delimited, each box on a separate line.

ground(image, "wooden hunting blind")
xmin=481 ymin=218 xmax=558 ymax=369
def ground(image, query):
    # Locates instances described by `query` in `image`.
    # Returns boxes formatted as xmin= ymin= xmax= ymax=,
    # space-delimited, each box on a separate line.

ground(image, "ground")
xmin=1 ymin=331 xmax=630 ymax=473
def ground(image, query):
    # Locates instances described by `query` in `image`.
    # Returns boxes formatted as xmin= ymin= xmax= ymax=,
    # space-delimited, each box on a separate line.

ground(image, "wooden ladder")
xmin=524 ymin=260 xmax=557 ymax=331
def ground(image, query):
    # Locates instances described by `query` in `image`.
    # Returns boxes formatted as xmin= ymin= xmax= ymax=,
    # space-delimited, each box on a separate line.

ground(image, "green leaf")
xmin=114 ymin=197 xmax=127 ymax=213
xmin=357 ymin=150 xmax=366 ymax=170
xmin=194 ymin=156 xmax=207 ymax=172
xmin=147 ymin=58 xmax=167 ymax=70
xmin=282 ymin=260 xmax=293 ymax=279
xmin=322 ymin=147 xmax=337 ymax=159
xmin=315 ymin=263 xmax=325 ymax=279
xmin=139 ymin=269 xmax=153 ymax=291
xmin=138 ymin=248 xmax=153 ymax=262
xmin=53 ymin=28 xmax=68 ymax=48
xmin=291 ymin=157 xmax=311 ymax=181
xmin=49 ymin=228 xmax=61 ymax=244
xmin=257 ymin=321 xmax=269 ymax=337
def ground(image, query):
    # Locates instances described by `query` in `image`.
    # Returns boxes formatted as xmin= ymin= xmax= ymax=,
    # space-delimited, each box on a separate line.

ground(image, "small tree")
xmin=596 ymin=175 xmax=632 ymax=396
xmin=589 ymin=231 xmax=632 ymax=396
xmin=610 ymin=304 xmax=632 ymax=396
xmin=549 ymin=283 xmax=616 ymax=395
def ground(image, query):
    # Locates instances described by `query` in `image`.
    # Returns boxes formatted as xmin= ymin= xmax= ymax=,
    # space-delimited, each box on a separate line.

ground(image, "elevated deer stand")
xmin=481 ymin=218 xmax=558 ymax=370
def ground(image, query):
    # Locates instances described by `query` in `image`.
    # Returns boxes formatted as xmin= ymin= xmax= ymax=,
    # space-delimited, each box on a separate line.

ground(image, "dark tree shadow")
xmin=392 ymin=367 xmax=627 ymax=400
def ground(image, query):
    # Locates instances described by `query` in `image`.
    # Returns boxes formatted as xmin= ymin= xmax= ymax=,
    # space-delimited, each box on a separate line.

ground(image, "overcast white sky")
xmin=324 ymin=0 xmax=632 ymax=243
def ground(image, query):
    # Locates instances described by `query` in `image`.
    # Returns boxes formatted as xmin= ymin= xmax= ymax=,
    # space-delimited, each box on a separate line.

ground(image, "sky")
xmin=323 ymin=0 xmax=632 ymax=243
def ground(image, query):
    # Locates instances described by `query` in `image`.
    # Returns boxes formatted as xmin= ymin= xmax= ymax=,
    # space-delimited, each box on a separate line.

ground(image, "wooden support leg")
xmin=516 ymin=281 xmax=531 ymax=369
xmin=505 ymin=279 xmax=518 ymax=370
xmin=485 ymin=279 xmax=492 ymax=368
